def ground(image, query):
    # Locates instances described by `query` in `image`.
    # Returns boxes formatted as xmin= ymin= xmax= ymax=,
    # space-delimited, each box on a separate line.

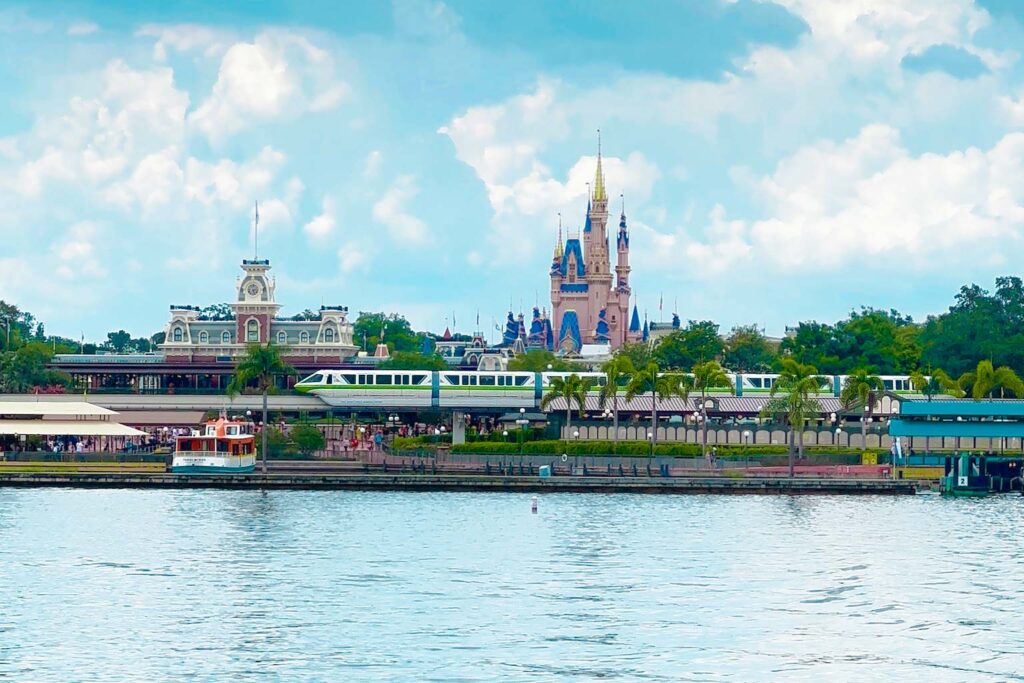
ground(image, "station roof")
xmin=899 ymin=399 xmax=1024 ymax=418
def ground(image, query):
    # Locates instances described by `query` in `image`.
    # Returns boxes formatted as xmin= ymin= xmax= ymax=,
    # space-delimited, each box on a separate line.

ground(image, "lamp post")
xmin=572 ymin=429 xmax=580 ymax=473
xmin=516 ymin=407 xmax=529 ymax=455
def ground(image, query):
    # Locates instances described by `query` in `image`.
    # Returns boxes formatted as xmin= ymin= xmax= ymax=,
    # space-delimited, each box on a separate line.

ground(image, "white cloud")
xmin=303 ymin=196 xmax=336 ymax=239
xmin=136 ymin=23 xmax=230 ymax=61
xmin=372 ymin=176 xmax=428 ymax=243
xmin=679 ymin=125 xmax=1024 ymax=274
xmin=338 ymin=241 xmax=368 ymax=272
xmin=184 ymin=146 xmax=286 ymax=210
xmin=52 ymin=222 xmax=106 ymax=280
xmin=67 ymin=21 xmax=99 ymax=36
xmin=188 ymin=31 xmax=348 ymax=143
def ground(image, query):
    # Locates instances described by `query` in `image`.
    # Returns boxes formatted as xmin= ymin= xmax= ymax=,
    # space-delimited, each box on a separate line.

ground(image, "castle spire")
xmin=593 ymin=129 xmax=606 ymax=201
xmin=553 ymin=213 xmax=564 ymax=260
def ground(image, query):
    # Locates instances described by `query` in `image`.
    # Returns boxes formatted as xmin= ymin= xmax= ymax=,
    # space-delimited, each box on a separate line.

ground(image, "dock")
xmin=0 ymin=471 xmax=917 ymax=494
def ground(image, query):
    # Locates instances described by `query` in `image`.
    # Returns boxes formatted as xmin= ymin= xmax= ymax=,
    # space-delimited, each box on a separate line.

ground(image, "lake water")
xmin=1 ymin=490 xmax=1022 ymax=682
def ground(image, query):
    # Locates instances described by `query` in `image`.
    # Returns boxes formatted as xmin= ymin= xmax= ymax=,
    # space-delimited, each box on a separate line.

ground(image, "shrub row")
xmin=450 ymin=440 xmax=866 ymax=458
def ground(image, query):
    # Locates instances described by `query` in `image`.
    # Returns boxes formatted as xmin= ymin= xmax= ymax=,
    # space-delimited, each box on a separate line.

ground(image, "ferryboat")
xmin=171 ymin=417 xmax=256 ymax=474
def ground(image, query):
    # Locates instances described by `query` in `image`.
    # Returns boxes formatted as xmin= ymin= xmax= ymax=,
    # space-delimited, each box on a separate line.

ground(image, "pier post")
xmin=452 ymin=411 xmax=467 ymax=445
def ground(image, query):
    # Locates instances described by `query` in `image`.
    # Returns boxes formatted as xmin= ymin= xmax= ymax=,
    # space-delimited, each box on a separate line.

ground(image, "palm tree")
xmin=227 ymin=343 xmax=296 ymax=473
xmin=691 ymin=360 xmax=734 ymax=458
xmin=598 ymin=356 xmax=635 ymax=448
xmin=840 ymin=368 xmax=885 ymax=446
xmin=540 ymin=374 xmax=592 ymax=442
xmin=958 ymin=360 xmax=1024 ymax=399
xmin=624 ymin=361 xmax=692 ymax=452
xmin=762 ymin=358 xmax=824 ymax=477
xmin=910 ymin=368 xmax=963 ymax=401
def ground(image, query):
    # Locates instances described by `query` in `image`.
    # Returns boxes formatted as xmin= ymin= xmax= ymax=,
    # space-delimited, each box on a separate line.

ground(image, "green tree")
xmin=290 ymin=423 xmax=326 ymax=456
xmin=762 ymin=358 xmax=824 ymax=476
xmin=226 ymin=343 xmax=296 ymax=473
xmin=779 ymin=321 xmax=839 ymax=373
xmin=106 ymin=330 xmax=132 ymax=352
xmin=597 ymin=356 xmax=635 ymax=448
xmin=840 ymin=368 xmax=885 ymax=445
xmin=957 ymin=360 xmax=1024 ymax=399
xmin=507 ymin=349 xmax=574 ymax=372
xmin=613 ymin=341 xmax=653 ymax=369
xmin=354 ymin=312 xmax=421 ymax=353
xmin=624 ymin=361 xmax=692 ymax=451
xmin=198 ymin=303 xmax=235 ymax=321
xmin=0 ymin=342 xmax=72 ymax=393
xmin=540 ymin=374 xmax=592 ymax=438
xmin=691 ymin=360 xmax=734 ymax=457
xmin=379 ymin=351 xmax=447 ymax=370
xmin=722 ymin=325 xmax=776 ymax=372
xmin=289 ymin=309 xmax=320 ymax=321
xmin=910 ymin=368 xmax=962 ymax=401
xmin=653 ymin=320 xmax=723 ymax=369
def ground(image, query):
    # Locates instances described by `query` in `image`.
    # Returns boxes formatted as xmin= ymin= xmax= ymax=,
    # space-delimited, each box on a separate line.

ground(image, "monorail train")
xmin=294 ymin=370 xmax=917 ymax=410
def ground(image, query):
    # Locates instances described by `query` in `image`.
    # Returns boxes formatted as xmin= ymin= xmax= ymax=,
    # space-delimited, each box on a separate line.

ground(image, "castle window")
xmin=277 ymin=331 xmax=287 ymax=345
xmin=172 ymin=327 xmax=183 ymax=342
xmin=300 ymin=331 xmax=310 ymax=344
xmin=198 ymin=331 xmax=209 ymax=344
xmin=246 ymin=319 xmax=260 ymax=343
xmin=324 ymin=327 xmax=335 ymax=343
xmin=221 ymin=331 xmax=231 ymax=344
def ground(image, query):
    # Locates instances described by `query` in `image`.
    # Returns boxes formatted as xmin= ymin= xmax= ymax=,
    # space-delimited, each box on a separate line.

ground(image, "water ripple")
xmin=0 ymin=490 xmax=1023 ymax=681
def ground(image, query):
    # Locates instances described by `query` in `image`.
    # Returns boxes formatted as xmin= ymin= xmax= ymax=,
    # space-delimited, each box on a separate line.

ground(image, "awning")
xmin=0 ymin=420 xmax=147 ymax=437
xmin=0 ymin=401 xmax=115 ymax=417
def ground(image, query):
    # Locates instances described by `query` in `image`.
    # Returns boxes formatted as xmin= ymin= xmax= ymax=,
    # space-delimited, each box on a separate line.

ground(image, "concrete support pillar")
xmin=452 ymin=411 xmax=467 ymax=445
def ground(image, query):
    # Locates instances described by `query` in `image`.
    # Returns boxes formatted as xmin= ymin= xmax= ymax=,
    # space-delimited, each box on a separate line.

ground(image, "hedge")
xmin=450 ymin=440 xmax=866 ymax=459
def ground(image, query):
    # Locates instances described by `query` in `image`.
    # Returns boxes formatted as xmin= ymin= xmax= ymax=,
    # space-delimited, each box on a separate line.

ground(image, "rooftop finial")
xmin=554 ymin=213 xmax=564 ymax=259
xmin=593 ymin=129 xmax=606 ymax=201
xmin=620 ymin=192 xmax=625 ymax=217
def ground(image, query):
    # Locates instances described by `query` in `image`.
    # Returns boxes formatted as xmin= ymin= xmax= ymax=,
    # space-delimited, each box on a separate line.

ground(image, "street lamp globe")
xmin=502 ymin=430 xmax=509 ymax=437
xmin=519 ymin=407 xmax=526 ymax=414
xmin=434 ymin=428 xmax=441 ymax=436
xmin=829 ymin=412 xmax=837 ymax=423
xmin=572 ymin=430 xmax=579 ymax=439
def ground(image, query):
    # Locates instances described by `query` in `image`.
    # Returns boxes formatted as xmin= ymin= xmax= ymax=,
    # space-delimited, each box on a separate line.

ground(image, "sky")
xmin=3 ymin=0 xmax=1024 ymax=342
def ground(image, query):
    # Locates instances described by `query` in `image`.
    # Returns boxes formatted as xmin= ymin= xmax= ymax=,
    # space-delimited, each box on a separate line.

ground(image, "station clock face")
xmin=246 ymin=283 xmax=260 ymax=297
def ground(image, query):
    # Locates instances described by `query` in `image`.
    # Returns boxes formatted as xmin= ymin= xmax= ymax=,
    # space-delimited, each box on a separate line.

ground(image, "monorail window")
xmin=883 ymin=380 xmax=893 ymax=390
xmin=342 ymin=374 xmax=356 ymax=384
xmin=325 ymin=375 xmax=333 ymax=385
xmin=480 ymin=375 xmax=495 ymax=386
xmin=515 ymin=376 xmax=529 ymax=387
xmin=377 ymin=375 xmax=392 ymax=385
xmin=358 ymin=374 xmax=368 ymax=385
xmin=303 ymin=373 xmax=323 ymax=384
xmin=750 ymin=378 xmax=763 ymax=388
xmin=412 ymin=374 xmax=427 ymax=385
xmin=444 ymin=375 xmax=459 ymax=385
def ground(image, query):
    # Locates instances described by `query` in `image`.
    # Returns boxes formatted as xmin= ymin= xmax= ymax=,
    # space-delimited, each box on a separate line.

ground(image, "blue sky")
xmin=3 ymin=0 xmax=1024 ymax=342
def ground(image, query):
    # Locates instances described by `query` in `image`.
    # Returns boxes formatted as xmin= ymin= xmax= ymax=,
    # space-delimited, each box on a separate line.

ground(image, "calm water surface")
xmin=1 ymin=490 xmax=1023 ymax=682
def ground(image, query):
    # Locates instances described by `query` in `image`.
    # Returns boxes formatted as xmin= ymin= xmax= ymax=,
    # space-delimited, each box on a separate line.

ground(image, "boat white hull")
xmin=171 ymin=453 xmax=256 ymax=474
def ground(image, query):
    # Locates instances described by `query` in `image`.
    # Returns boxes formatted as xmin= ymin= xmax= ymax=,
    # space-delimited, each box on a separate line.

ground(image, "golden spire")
xmin=553 ymin=213 xmax=564 ymax=259
xmin=593 ymin=128 xmax=606 ymax=201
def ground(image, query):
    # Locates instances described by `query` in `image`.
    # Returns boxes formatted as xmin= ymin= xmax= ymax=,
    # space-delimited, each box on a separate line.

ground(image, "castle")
xmin=549 ymin=142 xmax=641 ymax=353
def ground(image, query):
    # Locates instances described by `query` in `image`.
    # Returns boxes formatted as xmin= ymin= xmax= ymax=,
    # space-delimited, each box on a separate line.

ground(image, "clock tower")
xmin=232 ymin=258 xmax=281 ymax=344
